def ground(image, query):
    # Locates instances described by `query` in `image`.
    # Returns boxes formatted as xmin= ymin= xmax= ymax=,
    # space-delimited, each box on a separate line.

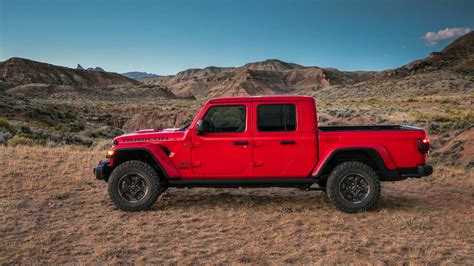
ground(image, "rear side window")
xmin=257 ymin=104 xmax=296 ymax=132
xmin=203 ymin=105 xmax=246 ymax=133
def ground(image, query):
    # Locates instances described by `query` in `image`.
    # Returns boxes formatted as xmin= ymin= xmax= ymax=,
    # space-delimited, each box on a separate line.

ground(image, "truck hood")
xmin=114 ymin=128 xmax=181 ymax=144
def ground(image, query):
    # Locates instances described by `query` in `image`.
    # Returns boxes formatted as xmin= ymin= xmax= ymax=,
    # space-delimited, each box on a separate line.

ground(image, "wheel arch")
xmin=314 ymin=147 xmax=395 ymax=182
xmin=112 ymin=148 xmax=170 ymax=179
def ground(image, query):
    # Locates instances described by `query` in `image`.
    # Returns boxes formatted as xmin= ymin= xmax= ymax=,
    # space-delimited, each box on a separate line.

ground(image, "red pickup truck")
xmin=94 ymin=96 xmax=432 ymax=213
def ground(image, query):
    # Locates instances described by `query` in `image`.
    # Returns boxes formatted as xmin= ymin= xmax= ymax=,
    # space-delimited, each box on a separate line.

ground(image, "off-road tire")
xmin=107 ymin=160 xmax=162 ymax=212
xmin=326 ymin=161 xmax=380 ymax=213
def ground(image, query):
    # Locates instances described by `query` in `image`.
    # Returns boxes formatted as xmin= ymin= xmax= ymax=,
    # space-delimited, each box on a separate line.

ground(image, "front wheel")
xmin=107 ymin=160 xmax=162 ymax=212
xmin=326 ymin=161 xmax=380 ymax=213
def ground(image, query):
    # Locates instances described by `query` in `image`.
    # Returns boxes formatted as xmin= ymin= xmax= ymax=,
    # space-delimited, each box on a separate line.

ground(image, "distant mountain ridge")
xmin=76 ymin=64 xmax=106 ymax=72
xmin=121 ymin=71 xmax=161 ymax=80
xmin=142 ymin=59 xmax=376 ymax=99
xmin=1 ymin=32 xmax=472 ymax=99
xmin=0 ymin=57 xmax=138 ymax=87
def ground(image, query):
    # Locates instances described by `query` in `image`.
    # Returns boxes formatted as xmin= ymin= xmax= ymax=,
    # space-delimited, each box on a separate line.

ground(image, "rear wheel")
xmin=107 ymin=160 xmax=162 ymax=212
xmin=326 ymin=161 xmax=380 ymax=213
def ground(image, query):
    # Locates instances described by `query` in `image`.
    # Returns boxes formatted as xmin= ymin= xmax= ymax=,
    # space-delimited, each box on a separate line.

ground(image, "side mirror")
xmin=196 ymin=119 xmax=210 ymax=135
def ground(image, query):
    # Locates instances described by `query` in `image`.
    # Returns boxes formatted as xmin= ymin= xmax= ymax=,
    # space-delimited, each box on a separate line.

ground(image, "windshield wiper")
xmin=178 ymin=123 xmax=190 ymax=131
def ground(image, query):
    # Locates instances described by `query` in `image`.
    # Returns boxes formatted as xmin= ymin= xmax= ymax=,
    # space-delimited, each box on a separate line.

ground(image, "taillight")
xmin=418 ymin=138 xmax=430 ymax=153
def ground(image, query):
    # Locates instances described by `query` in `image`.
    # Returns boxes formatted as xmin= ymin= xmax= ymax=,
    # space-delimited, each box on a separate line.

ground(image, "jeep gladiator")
xmin=94 ymin=96 xmax=433 ymax=213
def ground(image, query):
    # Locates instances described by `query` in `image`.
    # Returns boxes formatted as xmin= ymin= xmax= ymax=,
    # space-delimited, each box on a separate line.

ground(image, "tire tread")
xmin=107 ymin=160 xmax=162 ymax=212
xmin=326 ymin=161 xmax=380 ymax=213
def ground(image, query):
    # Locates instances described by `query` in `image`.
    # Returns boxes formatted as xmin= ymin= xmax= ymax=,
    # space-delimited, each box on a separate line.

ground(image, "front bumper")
xmin=93 ymin=160 xmax=112 ymax=181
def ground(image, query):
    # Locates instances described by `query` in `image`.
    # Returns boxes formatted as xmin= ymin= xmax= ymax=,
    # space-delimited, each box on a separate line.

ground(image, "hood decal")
xmin=121 ymin=136 xmax=170 ymax=143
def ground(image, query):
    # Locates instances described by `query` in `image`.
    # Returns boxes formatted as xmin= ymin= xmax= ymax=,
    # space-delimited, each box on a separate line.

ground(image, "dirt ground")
xmin=0 ymin=146 xmax=473 ymax=264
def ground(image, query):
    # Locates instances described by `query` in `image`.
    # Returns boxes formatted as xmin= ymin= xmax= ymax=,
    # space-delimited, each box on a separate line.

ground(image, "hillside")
xmin=385 ymin=31 xmax=474 ymax=77
xmin=143 ymin=59 xmax=376 ymax=99
xmin=0 ymin=57 xmax=138 ymax=87
xmin=313 ymin=32 xmax=474 ymax=99
xmin=0 ymin=58 xmax=181 ymax=149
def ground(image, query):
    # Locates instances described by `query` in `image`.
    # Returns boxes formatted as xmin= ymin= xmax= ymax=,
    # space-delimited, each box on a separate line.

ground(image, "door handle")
xmin=280 ymin=140 xmax=296 ymax=145
xmin=233 ymin=141 xmax=249 ymax=145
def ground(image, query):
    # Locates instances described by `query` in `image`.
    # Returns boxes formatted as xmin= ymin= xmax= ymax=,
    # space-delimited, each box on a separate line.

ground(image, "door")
xmin=252 ymin=102 xmax=302 ymax=177
xmin=191 ymin=103 xmax=252 ymax=178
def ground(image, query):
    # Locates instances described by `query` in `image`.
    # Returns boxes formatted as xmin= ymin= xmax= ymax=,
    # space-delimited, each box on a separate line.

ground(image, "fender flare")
xmin=112 ymin=146 xmax=180 ymax=178
xmin=312 ymin=145 xmax=397 ymax=178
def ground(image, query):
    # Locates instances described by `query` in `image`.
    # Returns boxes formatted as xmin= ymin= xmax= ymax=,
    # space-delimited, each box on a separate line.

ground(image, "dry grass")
xmin=0 ymin=146 xmax=473 ymax=264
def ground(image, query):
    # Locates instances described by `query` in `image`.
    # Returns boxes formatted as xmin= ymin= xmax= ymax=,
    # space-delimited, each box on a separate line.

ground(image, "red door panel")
xmin=252 ymin=102 xmax=304 ymax=177
xmin=191 ymin=103 xmax=252 ymax=178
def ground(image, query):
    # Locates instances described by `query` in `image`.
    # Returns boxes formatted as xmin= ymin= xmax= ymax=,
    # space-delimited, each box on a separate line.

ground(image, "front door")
xmin=191 ymin=103 xmax=252 ymax=178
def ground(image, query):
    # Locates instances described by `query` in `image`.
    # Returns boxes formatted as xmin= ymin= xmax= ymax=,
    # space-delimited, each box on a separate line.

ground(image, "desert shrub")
xmin=0 ymin=117 xmax=16 ymax=143
xmin=53 ymin=121 xmax=85 ymax=134
xmin=86 ymin=126 xmax=123 ymax=138
xmin=438 ymin=98 xmax=451 ymax=104
xmin=28 ymin=106 xmax=79 ymax=126
xmin=93 ymin=139 xmax=112 ymax=151
xmin=44 ymin=141 xmax=61 ymax=148
xmin=48 ymin=192 xmax=72 ymax=201
xmin=65 ymin=121 xmax=85 ymax=132
xmin=328 ymin=110 xmax=338 ymax=116
xmin=7 ymin=136 xmax=35 ymax=147
xmin=64 ymin=110 xmax=77 ymax=120
xmin=16 ymin=125 xmax=32 ymax=138
xmin=30 ymin=128 xmax=51 ymax=140
xmin=413 ymin=112 xmax=474 ymax=133
xmin=181 ymin=115 xmax=195 ymax=126
xmin=78 ymin=136 xmax=93 ymax=147
xmin=367 ymin=97 xmax=377 ymax=103
xmin=0 ymin=127 xmax=13 ymax=145
xmin=0 ymin=117 xmax=10 ymax=129
xmin=62 ymin=133 xmax=93 ymax=147
xmin=318 ymin=115 xmax=329 ymax=122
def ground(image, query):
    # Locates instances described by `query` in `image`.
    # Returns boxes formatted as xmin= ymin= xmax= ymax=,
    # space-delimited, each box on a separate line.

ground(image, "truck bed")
xmin=318 ymin=125 xmax=423 ymax=132
xmin=318 ymin=125 xmax=426 ymax=169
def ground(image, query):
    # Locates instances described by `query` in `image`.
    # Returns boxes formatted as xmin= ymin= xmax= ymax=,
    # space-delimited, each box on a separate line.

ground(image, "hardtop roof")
xmin=208 ymin=95 xmax=315 ymax=103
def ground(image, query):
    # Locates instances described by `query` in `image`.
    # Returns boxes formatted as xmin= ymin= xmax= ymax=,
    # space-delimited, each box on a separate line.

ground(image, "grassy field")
xmin=1 ymin=146 xmax=473 ymax=264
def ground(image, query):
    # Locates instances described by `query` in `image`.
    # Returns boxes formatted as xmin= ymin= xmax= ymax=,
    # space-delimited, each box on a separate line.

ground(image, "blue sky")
xmin=1 ymin=0 xmax=473 ymax=75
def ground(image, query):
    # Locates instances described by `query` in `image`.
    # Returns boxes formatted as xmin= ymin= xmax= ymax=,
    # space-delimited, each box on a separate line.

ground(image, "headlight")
xmin=106 ymin=150 xmax=115 ymax=158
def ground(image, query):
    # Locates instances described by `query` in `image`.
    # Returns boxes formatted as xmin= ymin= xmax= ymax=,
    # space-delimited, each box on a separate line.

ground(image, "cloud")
xmin=423 ymin=27 xmax=471 ymax=46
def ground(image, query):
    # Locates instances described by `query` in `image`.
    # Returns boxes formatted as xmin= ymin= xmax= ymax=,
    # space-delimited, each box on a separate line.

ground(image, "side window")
xmin=257 ymin=104 xmax=296 ymax=132
xmin=203 ymin=105 xmax=246 ymax=133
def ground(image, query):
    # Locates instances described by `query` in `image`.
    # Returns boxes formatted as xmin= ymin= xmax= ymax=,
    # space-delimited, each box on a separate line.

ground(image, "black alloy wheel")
xmin=338 ymin=173 xmax=370 ymax=204
xmin=118 ymin=173 xmax=149 ymax=202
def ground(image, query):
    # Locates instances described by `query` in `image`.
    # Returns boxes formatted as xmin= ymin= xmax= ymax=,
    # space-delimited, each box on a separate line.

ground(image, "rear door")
xmin=252 ymin=102 xmax=303 ymax=177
